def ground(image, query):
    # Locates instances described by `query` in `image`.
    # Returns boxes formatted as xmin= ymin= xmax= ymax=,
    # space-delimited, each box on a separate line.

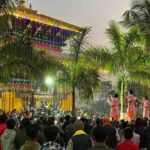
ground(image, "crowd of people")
xmin=0 ymin=109 xmax=150 ymax=150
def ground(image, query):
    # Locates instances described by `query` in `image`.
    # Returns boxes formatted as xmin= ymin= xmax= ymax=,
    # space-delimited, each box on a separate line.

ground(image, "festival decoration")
xmin=0 ymin=1 xmax=82 ymax=112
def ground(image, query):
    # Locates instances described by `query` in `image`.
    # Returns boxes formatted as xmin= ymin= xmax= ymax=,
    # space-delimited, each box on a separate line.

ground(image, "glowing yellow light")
xmin=13 ymin=12 xmax=82 ymax=32
xmin=45 ymin=77 xmax=53 ymax=85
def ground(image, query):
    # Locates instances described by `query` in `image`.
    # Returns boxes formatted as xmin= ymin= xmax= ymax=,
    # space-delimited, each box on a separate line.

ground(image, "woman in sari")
xmin=126 ymin=90 xmax=136 ymax=121
xmin=108 ymin=93 xmax=119 ymax=121
xmin=142 ymin=96 xmax=150 ymax=118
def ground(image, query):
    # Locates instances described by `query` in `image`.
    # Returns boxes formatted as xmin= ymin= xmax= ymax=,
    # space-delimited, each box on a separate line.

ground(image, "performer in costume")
xmin=108 ymin=93 xmax=119 ymax=121
xmin=126 ymin=90 xmax=136 ymax=121
xmin=142 ymin=96 xmax=150 ymax=118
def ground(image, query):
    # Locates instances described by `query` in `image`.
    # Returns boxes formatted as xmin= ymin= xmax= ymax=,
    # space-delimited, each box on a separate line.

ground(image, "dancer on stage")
xmin=142 ymin=96 xmax=150 ymax=118
xmin=126 ymin=90 xmax=136 ymax=121
xmin=108 ymin=93 xmax=119 ymax=121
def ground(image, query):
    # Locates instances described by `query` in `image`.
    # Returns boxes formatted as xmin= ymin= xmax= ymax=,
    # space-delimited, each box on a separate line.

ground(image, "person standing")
xmin=15 ymin=118 xmax=31 ymax=149
xmin=1 ymin=119 xmax=16 ymax=150
xmin=41 ymin=125 xmax=64 ymax=150
xmin=19 ymin=124 xmax=41 ymax=150
xmin=126 ymin=90 xmax=136 ymax=122
xmin=66 ymin=120 xmax=92 ymax=150
xmin=108 ymin=93 xmax=119 ymax=121
xmin=0 ymin=114 xmax=8 ymax=150
xmin=117 ymin=127 xmax=139 ymax=150
xmin=89 ymin=126 xmax=111 ymax=150
xmin=142 ymin=96 xmax=150 ymax=118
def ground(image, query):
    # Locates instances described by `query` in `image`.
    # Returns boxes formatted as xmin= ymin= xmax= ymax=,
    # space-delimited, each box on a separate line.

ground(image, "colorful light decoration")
xmin=12 ymin=10 xmax=83 ymax=32
xmin=0 ymin=2 xmax=83 ymax=112
xmin=11 ymin=16 xmax=76 ymax=51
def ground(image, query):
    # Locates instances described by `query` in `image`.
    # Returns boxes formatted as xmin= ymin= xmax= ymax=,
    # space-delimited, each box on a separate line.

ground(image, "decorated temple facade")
xmin=11 ymin=0 xmax=83 ymax=59
xmin=0 ymin=0 xmax=83 ymax=112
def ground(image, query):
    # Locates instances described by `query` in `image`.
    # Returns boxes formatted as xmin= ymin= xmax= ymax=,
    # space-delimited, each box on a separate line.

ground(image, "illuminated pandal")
xmin=0 ymin=0 xmax=83 ymax=112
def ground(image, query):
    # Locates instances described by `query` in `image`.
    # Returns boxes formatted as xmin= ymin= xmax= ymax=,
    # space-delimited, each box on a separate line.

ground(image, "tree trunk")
xmin=71 ymin=86 xmax=76 ymax=116
xmin=120 ymin=79 xmax=124 ymax=119
xmin=123 ymin=81 xmax=127 ymax=113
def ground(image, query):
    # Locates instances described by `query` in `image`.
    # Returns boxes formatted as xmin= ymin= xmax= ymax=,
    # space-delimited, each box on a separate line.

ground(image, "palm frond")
xmin=76 ymin=67 xmax=101 ymax=101
xmin=0 ymin=0 xmax=18 ymax=15
xmin=129 ymin=70 xmax=150 ymax=87
xmin=0 ymin=38 xmax=62 ymax=82
xmin=106 ymin=21 xmax=123 ymax=51
xmin=69 ymin=27 xmax=91 ymax=63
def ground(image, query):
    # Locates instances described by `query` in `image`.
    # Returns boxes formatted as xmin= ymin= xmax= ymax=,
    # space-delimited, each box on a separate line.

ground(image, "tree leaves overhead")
xmin=85 ymin=21 xmax=150 ymax=88
xmin=0 ymin=0 xmax=18 ymax=15
xmin=58 ymin=27 xmax=101 ymax=102
xmin=0 ymin=33 xmax=62 ymax=82
xmin=106 ymin=21 xmax=123 ymax=52
xmin=121 ymin=0 xmax=150 ymax=49
xmin=69 ymin=27 xmax=91 ymax=63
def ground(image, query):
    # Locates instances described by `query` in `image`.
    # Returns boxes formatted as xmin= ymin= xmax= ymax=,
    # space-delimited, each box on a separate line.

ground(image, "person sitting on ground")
xmin=1 ymin=119 xmax=16 ymax=150
xmin=41 ymin=125 xmax=64 ymax=150
xmin=19 ymin=123 xmax=40 ymax=150
xmin=117 ymin=127 xmax=139 ymax=150
xmin=89 ymin=126 xmax=111 ymax=150
xmin=66 ymin=120 xmax=92 ymax=150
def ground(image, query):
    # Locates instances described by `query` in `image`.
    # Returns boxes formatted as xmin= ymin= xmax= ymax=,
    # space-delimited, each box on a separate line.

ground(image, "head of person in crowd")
xmin=80 ymin=117 xmax=86 ymax=125
xmin=102 ymin=117 xmax=111 ymax=126
xmin=135 ymin=117 xmax=144 ymax=126
xmin=20 ymin=118 xmax=31 ymax=129
xmin=128 ymin=123 xmax=135 ymax=130
xmin=84 ymin=118 xmax=90 ymax=126
xmin=36 ymin=119 xmax=44 ymax=131
xmin=46 ymin=116 xmax=55 ymax=126
xmin=44 ymin=125 xmax=59 ymax=142
xmin=96 ymin=118 xmax=101 ymax=126
xmin=92 ymin=126 xmax=107 ymax=143
xmin=129 ymin=89 xmax=134 ymax=95
xmin=113 ymin=120 xmax=119 ymax=128
xmin=119 ymin=120 xmax=128 ymax=129
xmin=71 ymin=116 xmax=77 ymax=124
xmin=6 ymin=119 xmax=16 ymax=129
xmin=42 ymin=117 xmax=48 ymax=125
xmin=124 ymin=127 xmax=133 ymax=140
xmin=74 ymin=120 xmax=84 ymax=132
xmin=143 ymin=117 xmax=148 ymax=126
xmin=114 ymin=93 xmax=119 ymax=98
xmin=90 ymin=119 xmax=96 ymax=127
xmin=65 ymin=115 xmax=71 ymax=123
xmin=145 ymin=96 xmax=148 ymax=100
xmin=59 ymin=117 xmax=64 ymax=124
xmin=26 ymin=123 xmax=40 ymax=141
xmin=0 ymin=114 xmax=8 ymax=124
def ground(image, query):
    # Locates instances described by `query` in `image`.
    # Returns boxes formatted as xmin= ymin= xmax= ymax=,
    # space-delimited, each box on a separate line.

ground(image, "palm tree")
xmin=121 ymin=0 xmax=150 ymax=50
xmin=0 ymin=0 xmax=18 ymax=15
xmin=58 ymin=27 xmax=101 ymax=116
xmin=85 ymin=21 xmax=150 ymax=118
xmin=0 ymin=30 xmax=62 ymax=82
